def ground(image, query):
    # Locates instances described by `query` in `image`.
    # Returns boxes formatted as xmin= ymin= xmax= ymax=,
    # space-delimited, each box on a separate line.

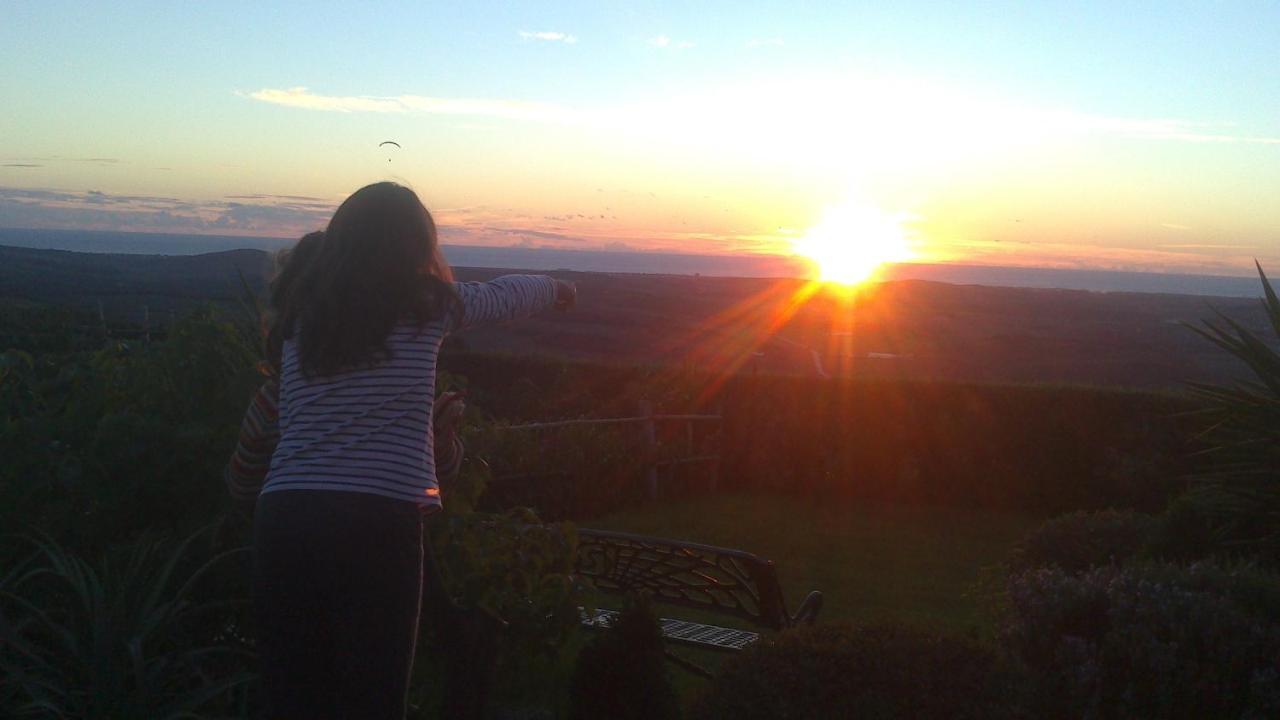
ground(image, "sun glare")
xmin=792 ymin=197 xmax=916 ymax=286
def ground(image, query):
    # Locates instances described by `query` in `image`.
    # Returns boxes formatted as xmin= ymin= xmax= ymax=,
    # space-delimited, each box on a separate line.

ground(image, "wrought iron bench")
xmin=574 ymin=528 xmax=823 ymax=676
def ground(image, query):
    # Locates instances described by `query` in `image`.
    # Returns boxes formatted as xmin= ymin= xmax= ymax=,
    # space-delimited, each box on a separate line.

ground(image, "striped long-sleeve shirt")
xmin=224 ymin=377 xmax=280 ymax=504
xmin=260 ymin=274 xmax=558 ymax=510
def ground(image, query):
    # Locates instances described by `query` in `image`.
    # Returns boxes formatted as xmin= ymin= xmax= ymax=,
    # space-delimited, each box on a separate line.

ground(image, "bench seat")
xmin=574 ymin=528 xmax=822 ymax=675
xmin=581 ymin=607 xmax=761 ymax=651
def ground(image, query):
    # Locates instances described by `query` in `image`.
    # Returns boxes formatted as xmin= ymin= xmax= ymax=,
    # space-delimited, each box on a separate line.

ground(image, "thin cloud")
xmin=240 ymin=83 xmax=1280 ymax=150
xmin=242 ymin=87 xmax=572 ymax=123
xmin=2 ymin=157 xmax=122 ymax=166
xmin=933 ymin=236 xmax=1271 ymax=276
xmin=0 ymin=186 xmax=333 ymax=236
xmin=1161 ymin=223 xmax=1192 ymax=231
xmin=1160 ymin=243 xmax=1258 ymax=250
xmin=226 ymin=193 xmax=328 ymax=202
xmin=481 ymin=226 xmax=587 ymax=243
xmin=518 ymin=30 xmax=577 ymax=44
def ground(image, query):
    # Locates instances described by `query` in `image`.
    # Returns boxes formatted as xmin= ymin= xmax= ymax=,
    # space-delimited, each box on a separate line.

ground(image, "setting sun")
xmin=792 ymin=197 xmax=916 ymax=286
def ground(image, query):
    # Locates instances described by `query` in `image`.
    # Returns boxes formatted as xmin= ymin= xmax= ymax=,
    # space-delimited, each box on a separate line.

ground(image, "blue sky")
xmin=2 ymin=0 xmax=1278 ymax=275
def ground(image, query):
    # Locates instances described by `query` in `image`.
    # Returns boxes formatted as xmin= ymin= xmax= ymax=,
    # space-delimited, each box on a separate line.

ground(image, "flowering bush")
xmin=1001 ymin=562 xmax=1280 ymax=719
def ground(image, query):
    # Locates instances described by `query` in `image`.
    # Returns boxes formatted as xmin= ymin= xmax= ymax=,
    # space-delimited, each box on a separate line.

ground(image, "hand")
xmin=553 ymin=279 xmax=577 ymax=311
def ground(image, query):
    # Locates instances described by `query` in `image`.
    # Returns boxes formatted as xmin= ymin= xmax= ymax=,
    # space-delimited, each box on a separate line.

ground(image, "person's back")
xmin=264 ymin=275 xmax=558 ymax=507
xmin=251 ymin=182 xmax=574 ymax=720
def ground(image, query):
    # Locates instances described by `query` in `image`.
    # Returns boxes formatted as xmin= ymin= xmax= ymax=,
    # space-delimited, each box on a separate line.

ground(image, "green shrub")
xmin=689 ymin=623 xmax=1014 ymax=720
xmin=568 ymin=594 xmax=680 ymax=720
xmin=1008 ymin=509 xmax=1155 ymax=573
xmin=1001 ymin=562 xmax=1280 ymax=719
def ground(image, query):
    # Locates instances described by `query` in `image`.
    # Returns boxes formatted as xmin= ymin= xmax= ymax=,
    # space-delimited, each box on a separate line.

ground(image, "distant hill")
xmin=0 ymin=245 xmax=273 ymax=322
xmin=0 ymin=244 xmax=1269 ymax=388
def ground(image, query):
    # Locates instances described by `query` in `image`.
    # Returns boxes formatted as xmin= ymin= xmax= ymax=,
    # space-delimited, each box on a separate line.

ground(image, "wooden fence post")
xmin=639 ymin=399 xmax=657 ymax=501
xmin=709 ymin=405 xmax=721 ymax=493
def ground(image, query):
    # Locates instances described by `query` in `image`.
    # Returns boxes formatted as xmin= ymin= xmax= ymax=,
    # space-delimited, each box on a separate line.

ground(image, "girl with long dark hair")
xmin=251 ymin=182 xmax=574 ymax=719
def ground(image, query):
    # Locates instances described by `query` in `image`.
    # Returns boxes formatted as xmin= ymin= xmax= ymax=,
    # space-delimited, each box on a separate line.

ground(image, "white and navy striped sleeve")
xmin=451 ymin=275 xmax=558 ymax=332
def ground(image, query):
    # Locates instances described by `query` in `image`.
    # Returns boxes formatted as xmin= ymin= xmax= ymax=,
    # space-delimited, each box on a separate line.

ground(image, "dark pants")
xmin=253 ymin=490 xmax=424 ymax=720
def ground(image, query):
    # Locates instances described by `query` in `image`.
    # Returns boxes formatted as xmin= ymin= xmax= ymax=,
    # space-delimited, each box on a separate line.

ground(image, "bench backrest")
xmin=574 ymin=528 xmax=792 ymax=630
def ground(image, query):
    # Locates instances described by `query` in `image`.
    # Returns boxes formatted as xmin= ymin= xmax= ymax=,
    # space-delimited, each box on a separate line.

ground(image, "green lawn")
xmin=587 ymin=492 xmax=1042 ymax=636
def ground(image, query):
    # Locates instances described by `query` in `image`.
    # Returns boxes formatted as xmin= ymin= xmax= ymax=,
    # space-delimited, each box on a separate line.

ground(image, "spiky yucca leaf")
xmin=0 ymin=527 xmax=252 ymax=719
xmin=1183 ymin=262 xmax=1280 ymax=561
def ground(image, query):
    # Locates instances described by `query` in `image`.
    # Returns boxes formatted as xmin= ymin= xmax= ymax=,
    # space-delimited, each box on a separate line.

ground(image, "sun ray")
xmin=691 ymin=280 xmax=825 ymax=404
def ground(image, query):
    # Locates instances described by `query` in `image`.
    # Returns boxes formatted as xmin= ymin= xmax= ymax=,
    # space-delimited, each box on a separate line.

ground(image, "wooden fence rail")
xmin=497 ymin=401 xmax=722 ymax=499
xmin=498 ymin=413 xmax=722 ymax=432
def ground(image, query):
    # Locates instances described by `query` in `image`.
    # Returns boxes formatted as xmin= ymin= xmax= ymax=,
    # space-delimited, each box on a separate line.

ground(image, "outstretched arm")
xmin=451 ymin=275 xmax=574 ymax=331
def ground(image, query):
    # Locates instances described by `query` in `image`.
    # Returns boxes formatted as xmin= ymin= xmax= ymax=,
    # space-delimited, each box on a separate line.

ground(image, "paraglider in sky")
xmin=379 ymin=140 xmax=400 ymax=162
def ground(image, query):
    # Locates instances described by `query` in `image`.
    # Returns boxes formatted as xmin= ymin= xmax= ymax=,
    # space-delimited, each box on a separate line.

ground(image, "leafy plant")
xmin=0 ymin=527 xmax=253 ymax=719
xmin=430 ymin=508 xmax=583 ymax=660
xmin=425 ymin=452 xmax=587 ymax=712
xmin=1183 ymin=262 xmax=1280 ymax=562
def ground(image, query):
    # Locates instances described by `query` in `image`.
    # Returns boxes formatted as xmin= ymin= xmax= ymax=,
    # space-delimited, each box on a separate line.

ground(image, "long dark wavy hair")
xmin=269 ymin=182 xmax=457 ymax=377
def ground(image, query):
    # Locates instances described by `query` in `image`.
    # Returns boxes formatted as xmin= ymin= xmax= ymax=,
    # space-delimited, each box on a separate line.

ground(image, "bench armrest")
xmin=790 ymin=590 xmax=823 ymax=626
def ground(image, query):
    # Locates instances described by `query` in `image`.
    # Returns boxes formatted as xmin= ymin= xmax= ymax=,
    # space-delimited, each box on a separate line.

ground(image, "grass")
xmin=587 ymin=492 xmax=1042 ymax=636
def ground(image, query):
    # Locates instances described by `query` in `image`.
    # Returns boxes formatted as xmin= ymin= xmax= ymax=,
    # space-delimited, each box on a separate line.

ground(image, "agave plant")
xmin=1184 ymin=261 xmax=1280 ymax=561
xmin=0 ymin=527 xmax=253 ymax=719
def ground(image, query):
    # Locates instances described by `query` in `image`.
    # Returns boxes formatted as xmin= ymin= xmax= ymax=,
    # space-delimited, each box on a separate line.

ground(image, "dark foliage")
xmin=1001 ymin=562 xmax=1280 ymax=719
xmin=568 ymin=594 xmax=680 ymax=720
xmin=0 ymin=305 xmax=104 ymax=354
xmin=689 ymin=623 xmax=1015 ymax=720
xmin=1 ymin=304 xmax=593 ymax=717
xmin=445 ymin=352 xmax=1199 ymax=515
xmin=0 ymin=306 xmax=261 ymax=551
xmin=0 ymin=528 xmax=253 ymax=719
xmin=1008 ymin=509 xmax=1155 ymax=573
xmin=410 ymin=456 xmax=587 ymax=716
xmin=1177 ymin=263 xmax=1280 ymax=564
xmin=1146 ymin=490 xmax=1229 ymax=563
